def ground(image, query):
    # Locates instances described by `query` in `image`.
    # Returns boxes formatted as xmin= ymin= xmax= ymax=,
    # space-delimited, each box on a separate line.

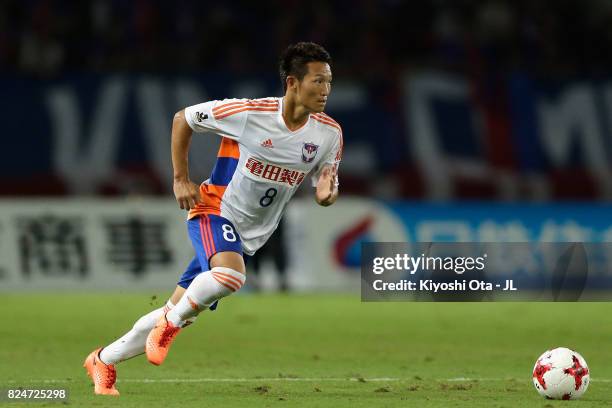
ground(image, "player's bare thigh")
xmin=169 ymin=251 xmax=246 ymax=304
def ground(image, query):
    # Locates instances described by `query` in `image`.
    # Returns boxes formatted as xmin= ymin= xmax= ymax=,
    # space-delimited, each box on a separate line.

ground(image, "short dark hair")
xmin=279 ymin=42 xmax=332 ymax=91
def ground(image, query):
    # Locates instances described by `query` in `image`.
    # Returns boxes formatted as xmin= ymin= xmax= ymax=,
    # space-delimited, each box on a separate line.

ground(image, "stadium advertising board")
xmin=1 ymin=198 xmax=610 ymax=292
xmin=0 ymin=199 xmax=194 ymax=290
xmin=287 ymin=200 xmax=612 ymax=293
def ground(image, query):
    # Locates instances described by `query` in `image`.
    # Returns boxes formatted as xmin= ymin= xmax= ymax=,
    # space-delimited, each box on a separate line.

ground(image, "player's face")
xmin=296 ymin=62 xmax=332 ymax=113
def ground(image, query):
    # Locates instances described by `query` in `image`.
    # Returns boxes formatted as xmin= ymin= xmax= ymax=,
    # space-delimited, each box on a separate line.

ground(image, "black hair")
xmin=279 ymin=42 xmax=332 ymax=91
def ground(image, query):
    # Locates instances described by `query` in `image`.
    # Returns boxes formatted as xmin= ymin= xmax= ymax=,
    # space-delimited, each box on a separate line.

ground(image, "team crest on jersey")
xmin=302 ymin=142 xmax=319 ymax=163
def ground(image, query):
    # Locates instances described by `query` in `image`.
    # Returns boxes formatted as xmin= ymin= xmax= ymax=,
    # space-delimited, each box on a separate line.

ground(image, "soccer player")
xmin=84 ymin=42 xmax=342 ymax=396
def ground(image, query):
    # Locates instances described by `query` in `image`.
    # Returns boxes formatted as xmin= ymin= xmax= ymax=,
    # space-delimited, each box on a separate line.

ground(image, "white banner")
xmin=0 ymin=197 xmax=404 ymax=291
xmin=0 ymin=198 xmax=194 ymax=291
xmin=285 ymin=197 xmax=408 ymax=291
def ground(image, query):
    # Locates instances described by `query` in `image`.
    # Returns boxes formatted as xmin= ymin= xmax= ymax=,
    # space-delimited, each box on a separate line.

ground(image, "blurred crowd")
xmin=2 ymin=0 xmax=611 ymax=201
xmin=2 ymin=0 xmax=612 ymax=79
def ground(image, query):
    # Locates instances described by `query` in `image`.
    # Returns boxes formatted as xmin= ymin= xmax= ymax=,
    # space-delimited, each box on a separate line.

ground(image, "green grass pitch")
xmin=0 ymin=293 xmax=610 ymax=407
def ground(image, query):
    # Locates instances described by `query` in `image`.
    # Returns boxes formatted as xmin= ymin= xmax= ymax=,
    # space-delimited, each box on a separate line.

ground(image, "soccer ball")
xmin=532 ymin=347 xmax=590 ymax=400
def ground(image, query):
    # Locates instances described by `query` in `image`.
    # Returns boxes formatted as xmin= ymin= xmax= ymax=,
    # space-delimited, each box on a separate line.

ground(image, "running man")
xmin=84 ymin=42 xmax=342 ymax=395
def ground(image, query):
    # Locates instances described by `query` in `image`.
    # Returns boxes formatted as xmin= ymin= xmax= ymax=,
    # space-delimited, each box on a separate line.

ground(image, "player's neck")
xmin=282 ymin=96 xmax=310 ymax=131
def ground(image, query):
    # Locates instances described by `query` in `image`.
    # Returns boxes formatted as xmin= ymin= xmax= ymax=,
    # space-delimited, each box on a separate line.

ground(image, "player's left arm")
xmin=315 ymin=126 xmax=342 ymax=206
xmin=315 ymin=164 xmax=339 ymax=206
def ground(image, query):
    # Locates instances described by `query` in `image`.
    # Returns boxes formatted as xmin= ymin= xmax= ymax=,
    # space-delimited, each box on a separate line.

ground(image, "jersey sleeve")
xmin=311 ymin=128 xmax=343 ymax=187
xmin=184 ymin=99 xmax=249 ymax=141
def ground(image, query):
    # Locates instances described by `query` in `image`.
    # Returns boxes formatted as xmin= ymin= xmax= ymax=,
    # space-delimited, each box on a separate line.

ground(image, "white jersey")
xmin=184 ymin=97 xmax=343 ymax=255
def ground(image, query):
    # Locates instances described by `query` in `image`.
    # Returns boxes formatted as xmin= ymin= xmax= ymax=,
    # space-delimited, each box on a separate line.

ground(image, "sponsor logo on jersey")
xmin=196 ymin=112 xmax=208 ymax=122
xmin=302 ymin=142 xmax=319 ymax=163
xmin=245 ymin=157 xmax=305 ymax=187
xmin=261 ymin=138 xmax=274 ymax=148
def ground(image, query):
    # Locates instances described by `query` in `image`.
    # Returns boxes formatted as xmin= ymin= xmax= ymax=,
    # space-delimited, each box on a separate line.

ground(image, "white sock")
xmin=167 ymin=267 xmax=246 ymax=326
xmin=100 ymin=300 xmax=176 ymax=365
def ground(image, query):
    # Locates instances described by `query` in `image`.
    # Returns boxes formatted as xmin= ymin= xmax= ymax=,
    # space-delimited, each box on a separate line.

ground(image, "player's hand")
xmin=173 ymin=179 xmax=201 ymax=210
xmin=315 ymin=166 xmax=338 ymax=206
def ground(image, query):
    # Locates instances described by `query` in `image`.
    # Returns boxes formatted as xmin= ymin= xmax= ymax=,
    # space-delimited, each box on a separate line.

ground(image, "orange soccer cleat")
xmin=145 ymin=314 xmax=181 ymax=366
xmin=83 ymin=348 xmax=120 ymax=396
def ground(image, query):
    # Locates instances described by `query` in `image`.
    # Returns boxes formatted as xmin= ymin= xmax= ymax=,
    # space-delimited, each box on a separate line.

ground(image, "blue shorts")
xmin=177 ymin=214 xmax=243 ymax=309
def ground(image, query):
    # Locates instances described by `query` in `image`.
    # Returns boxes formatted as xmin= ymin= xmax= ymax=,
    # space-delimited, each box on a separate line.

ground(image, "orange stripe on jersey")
xmin=213 ymin=98 xmax=277 ymax=111
xmin=311 ymin=114 xmax=340 ymax=129
xmin=319 ymin=112 xmax=341 ymax=128
xmin=249 ymin=98 xmax=279 ymax=104
xmin=212 ymin=101 xmax=243 ymax=112
xmin=213 ymin=100 xmax=279 ymax=118
xmin=214 ymin=99 xmax=278 ymax=109
xmin=213 ymin=102 xmax=245 ymax=117
xmin=188 ymin=137 xmax=241 ymax=220
xmin=313 ymin=112 xmax=338 ymax=122
xmin=312 ymin=114 xmax=342 ymax=131
xmin=214 ymin=104 xmax=275 ymax=117
xmin=217 ymin=138 xmax=240 ymax=158
xmin=336 ymin=130 xmax=344 ymax=161
xmin=312 ymin=114 xmax=343 ymax=161
xmin=216 ymin=106 xmax=278 ymax=120
xmin=188 ymin=184 xmax=226 ymax=218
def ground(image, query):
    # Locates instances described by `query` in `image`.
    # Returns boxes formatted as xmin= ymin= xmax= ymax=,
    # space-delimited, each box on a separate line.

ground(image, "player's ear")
xmin=286 ymin=76 xmax=298 ymax=92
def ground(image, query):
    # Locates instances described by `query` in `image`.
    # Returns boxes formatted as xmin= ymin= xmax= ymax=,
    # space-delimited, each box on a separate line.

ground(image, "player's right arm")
xmin=171 ymin=109 xmax=201 ymax=210
xmin=173 ymin=99 xmax=249 ymax=210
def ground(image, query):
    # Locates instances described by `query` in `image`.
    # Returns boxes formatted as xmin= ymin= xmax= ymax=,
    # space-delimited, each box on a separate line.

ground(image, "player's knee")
xmin=210 ymin=266 xmax=246 ymax=293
